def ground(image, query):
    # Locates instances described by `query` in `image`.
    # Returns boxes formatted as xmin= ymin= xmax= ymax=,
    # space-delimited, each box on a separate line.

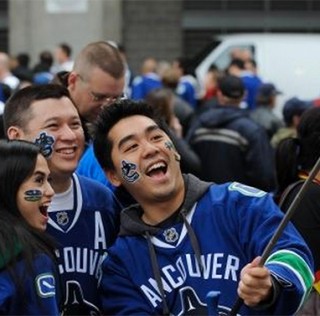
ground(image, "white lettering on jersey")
xmin=141 ymin=253 xmax=240 ymax=307
xmin=140 ymin=284 xmax=162 ymax=307
xmin=56 ymin=247 xmax=105 ymax=278
xmin=94 ymin=211 xmax=107 ymax=250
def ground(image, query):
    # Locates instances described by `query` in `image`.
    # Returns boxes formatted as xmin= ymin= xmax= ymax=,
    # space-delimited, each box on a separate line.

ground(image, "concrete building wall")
xmin=9 ymin=0 xmax=122 ymax=65
xmin=123 ymin=0 xmax=183 ymax=74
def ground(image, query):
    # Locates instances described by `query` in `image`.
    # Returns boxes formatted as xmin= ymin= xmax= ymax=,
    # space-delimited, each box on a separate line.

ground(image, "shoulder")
xmin=75 ymin=174 xmax=120 ymax=208
xmin=204 ymin=182 xmax=272 ymax=213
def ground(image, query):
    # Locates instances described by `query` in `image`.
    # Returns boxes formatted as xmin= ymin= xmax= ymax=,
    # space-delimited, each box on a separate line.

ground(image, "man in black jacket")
xmin=186 ymin=75 xmax=276 ymax=192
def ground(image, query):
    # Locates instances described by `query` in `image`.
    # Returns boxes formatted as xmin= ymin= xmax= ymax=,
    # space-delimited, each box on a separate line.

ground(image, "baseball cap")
xmin=257 ymin=83 xmax=282 ymax=99
xmin=283 ymin=97 xmax=313 ymax=125
xmin=218 ymin=75 xmax=245 ymax=99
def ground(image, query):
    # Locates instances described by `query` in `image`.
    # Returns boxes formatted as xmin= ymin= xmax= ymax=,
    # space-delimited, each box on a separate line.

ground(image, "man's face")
xmin=9 ymin=97 xmax=85 ymax=179
xmin=69 ymin=67 xmax=125 ymax=123
xmin=106 ymin=115 xmax=184 ymax=205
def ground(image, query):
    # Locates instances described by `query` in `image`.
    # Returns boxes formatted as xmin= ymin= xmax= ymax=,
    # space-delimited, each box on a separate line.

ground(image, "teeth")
xmin=57 ymin=148 xmax=74 ymax=154
xmin=148 ymin=162 xmax=165 ymax=172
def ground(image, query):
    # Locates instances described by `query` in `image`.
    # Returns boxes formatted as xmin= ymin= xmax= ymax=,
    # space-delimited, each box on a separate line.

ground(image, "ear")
xmin=7 ymin=126 xmax=23 ymax=140
xmin=68 ymin=71 xmax=77 ymax=90
xmin=105 ymin=169 xmax=122 ymax=187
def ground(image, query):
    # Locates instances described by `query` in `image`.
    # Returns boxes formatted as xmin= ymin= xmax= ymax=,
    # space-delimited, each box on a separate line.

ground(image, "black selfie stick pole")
xmin=229 ymin=156 xmax=320 ymax=316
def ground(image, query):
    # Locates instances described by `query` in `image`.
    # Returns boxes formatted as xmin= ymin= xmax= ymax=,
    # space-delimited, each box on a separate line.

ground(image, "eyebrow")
xmin=118 ymin=124 xmax=161 ymax=150
xmin=33 ymin=170 xmax=47 ymax=177
xmin=43 ymin=115 xmax=81 ymax=123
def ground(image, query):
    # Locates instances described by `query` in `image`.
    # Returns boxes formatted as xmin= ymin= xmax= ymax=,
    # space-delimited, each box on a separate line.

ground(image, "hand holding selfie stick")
xmin=229 ymin=156 xmax=320 ymax=316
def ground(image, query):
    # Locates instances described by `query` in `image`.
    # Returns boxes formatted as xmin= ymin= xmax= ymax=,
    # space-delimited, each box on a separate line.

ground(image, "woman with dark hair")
xmin=275 ymin=107 xmax=320 ymax=314
xmin=0 ymin=140 xmax=59 ymax=315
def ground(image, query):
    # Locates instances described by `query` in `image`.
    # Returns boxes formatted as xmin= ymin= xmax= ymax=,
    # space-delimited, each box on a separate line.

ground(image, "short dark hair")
xmin=93 ymin=99 xmax=165 ymax=171
xmin=59 ymin=43 xmax=72 ymax=57
xmin=3 ymin=84 xmax=72 ymax=133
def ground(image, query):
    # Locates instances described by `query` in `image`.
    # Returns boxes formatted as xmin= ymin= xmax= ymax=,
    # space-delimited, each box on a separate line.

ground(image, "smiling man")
xmin=93 ymin=99 xmax=314 ymax=316
xmin=3 ymin=84 xmax=121 ymax=315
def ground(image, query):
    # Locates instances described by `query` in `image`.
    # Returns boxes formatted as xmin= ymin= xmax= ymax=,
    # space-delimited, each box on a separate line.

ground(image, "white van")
xmin=195 ymin=33 xmax=320 ymax=115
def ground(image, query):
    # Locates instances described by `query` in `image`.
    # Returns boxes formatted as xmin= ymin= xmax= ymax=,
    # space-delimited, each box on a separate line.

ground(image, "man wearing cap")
xmin=186 ymin=74 xmax=276 ymax=192
xmin=250 ymin=83 xmax=284 ymax=139
xmin=271 ymin=97 xmax=313 ymax=148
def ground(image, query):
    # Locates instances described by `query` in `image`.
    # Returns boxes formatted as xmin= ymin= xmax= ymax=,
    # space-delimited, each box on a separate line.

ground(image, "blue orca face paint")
xmin=121 ymin=160 xmax=140 ymax=183
xmin=24 ymin=189 xmax=42 ymax=202
xmin=34 ymin=132 xmax=55 ymax=158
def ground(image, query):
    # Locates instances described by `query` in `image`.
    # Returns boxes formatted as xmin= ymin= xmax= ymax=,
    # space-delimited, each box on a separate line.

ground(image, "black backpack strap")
xmin=279 ymin=179 xmax=305 ymax=209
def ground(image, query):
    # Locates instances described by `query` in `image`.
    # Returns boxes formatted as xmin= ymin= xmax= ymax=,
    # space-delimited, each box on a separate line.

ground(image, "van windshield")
xmin=215 ymin=45 xmax=255 ymax=70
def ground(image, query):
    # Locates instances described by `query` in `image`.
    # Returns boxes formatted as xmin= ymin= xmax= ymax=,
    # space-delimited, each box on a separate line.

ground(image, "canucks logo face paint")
xmin=121 ymin=160 xmax=140 ymax=183
xmin=165 ymin=141 xmax=175 ymax=151
xmin=24 ymin=189 xmax=42 ymax=202
xmin=34 ymin=132 xmax=55 ymax=158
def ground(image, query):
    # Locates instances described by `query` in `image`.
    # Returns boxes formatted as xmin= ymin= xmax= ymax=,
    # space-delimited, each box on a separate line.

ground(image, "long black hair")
xmin=0 ymin=140 xmax=57 ymax=293
xmin=275 ymin=107 xmax=320 ymax=197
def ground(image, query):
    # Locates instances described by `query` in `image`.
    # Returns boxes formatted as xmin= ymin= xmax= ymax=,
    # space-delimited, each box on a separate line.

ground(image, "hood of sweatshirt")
xmin=198 ymin=105 xmax=247 ymax=128
xmin=118 ymin=173 xmax=211 ymax=237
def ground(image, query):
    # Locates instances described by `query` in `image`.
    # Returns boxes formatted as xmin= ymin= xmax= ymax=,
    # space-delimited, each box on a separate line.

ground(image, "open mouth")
xmin=39 ymin=205 xmax=49 ymax=217
xmin=56 ymin=147 xmax=76 ymax=154
xmin=146 ymin=162 xmax=168 ymax=178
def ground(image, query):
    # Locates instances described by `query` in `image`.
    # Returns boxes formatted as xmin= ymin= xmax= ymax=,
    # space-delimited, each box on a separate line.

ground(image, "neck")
xmin=51 ymin=175 xmax=72 ymax=194
xmin=140 ymin=184 xmax=185 ymax=226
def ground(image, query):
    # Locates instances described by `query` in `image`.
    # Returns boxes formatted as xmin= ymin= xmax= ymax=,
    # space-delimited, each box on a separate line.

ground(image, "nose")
xmin=60 ymin=124 xmax=77 ymax=141
xmin=44 ymin=181 xmax=55 ymax=198
xmin=141 ymin=140 xmax=159 ymax=158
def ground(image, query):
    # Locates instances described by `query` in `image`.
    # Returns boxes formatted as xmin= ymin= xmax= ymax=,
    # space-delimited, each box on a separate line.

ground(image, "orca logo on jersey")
xmin=163 ymin=227 xmax=179 ymax=243
xmin=56 ymin=211 xmax=69 ymax=226
xmin=61 ymin=281 xmax=100 ymax=316
xmin=177 ymin=287 xmax=207 ymax=315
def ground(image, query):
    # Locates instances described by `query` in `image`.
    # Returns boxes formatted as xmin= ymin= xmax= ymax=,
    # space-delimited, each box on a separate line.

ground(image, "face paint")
xmin=34 ymin=132 xmax=55 ymax=158
xmin=121 ymin=160 xmax=140 ymax=183
xmin=165 ymin=141 xmax=181 ymax=161
xmin=24 ymin=189 xmax=42 ymax=202
xmin=165 ymin=141 xmax=175 ymax=151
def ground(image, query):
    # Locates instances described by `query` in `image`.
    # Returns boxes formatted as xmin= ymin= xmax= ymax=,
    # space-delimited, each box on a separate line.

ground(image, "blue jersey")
xmin=131 ymin=73 xmax=162 ymax=100
xmin=0 ymin=253 xmax=59 ymax=315
xmin=76 ymin=143 xmax=115 ymax=191
xmin=99 ymin=175 xmax=314 ymax=315
xmin=47 ymin=174 xmax=120 ymax=315
xmin=176 ymin=75 xmax=198 ymax=108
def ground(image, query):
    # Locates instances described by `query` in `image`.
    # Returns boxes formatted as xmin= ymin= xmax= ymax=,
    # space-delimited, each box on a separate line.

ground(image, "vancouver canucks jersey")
xmin=0 ymin=253 xmax=59 ymax=315
xmin=47 ymin=173 xmax=120 ymax=315
xmin=99 ymin=180 xmax=314 ymax=315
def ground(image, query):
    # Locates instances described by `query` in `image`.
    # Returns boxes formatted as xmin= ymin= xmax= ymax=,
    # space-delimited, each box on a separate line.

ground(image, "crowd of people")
xmin=0 ymin=40 xmax=319 ymax=315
